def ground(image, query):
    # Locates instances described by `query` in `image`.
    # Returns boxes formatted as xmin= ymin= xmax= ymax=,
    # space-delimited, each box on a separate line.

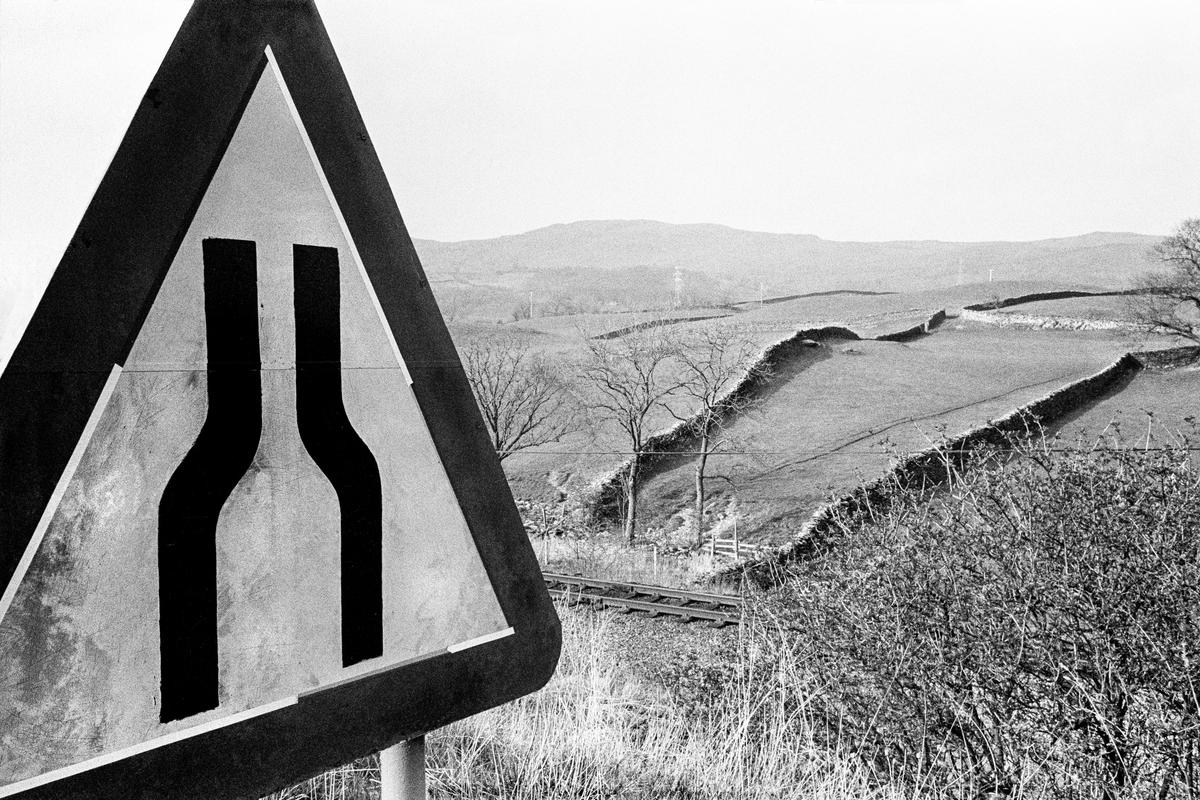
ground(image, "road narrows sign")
xmin=0 ymin=5 xmax=559 ymax=799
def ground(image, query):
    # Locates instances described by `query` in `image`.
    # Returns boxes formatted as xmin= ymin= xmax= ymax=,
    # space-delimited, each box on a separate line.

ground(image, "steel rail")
xmin=543 ymin=572 xmax=741 ymax=609
xmin=546 ymin=587 xmax=740 ymax=626
xmin=543 ymin=573 xmax=743 ymax=627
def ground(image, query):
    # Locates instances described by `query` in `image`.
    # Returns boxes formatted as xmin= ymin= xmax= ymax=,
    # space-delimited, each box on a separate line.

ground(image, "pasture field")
xmin=634 ymin=322 xmax=1134 ymax=543
xmin=725 ymin=293 xmax=932 ymax=338
xmin=1053 ymin=363 xmax=1200 ymax=446
xmin=994 ymin=293 xmax=1137 ymax=321
xmin=725 ymin=279 xmax=1099 ymax=328
xmin=440 ymin=278 xmax=1098 ymax=346
xmin=478 ymin=282 xmax=1145 ymax=545
xmin=445 ymin=273 xmax=1182 ymax=553
xmin=473 ymin=285 xmax=949 ymax=505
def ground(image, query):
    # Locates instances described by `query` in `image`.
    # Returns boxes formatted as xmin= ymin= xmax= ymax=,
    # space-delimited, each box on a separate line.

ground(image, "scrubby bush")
xmin=773 ymin=433 xmax=1200 ymax=798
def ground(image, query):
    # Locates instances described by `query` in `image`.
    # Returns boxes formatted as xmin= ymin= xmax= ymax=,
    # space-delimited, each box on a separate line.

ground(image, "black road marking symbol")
xmin=293 ymin=244 xmax=384 ymax=668
xmin=159 ymin=238 xmax=260 ymax=723
xmin=159 ymin=239 xmax=383 ymax=723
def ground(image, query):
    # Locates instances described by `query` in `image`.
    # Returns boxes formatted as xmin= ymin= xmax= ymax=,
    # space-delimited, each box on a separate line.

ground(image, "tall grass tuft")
xmin=266 ymin=610 xmax=904 ymax=800
xmin=537 ymin=527 xmax=734 ymax=590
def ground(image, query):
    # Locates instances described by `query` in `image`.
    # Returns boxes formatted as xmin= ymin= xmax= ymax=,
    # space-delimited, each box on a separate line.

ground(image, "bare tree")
xmin=1130 ymin=218 xmax=1200 ymax=343
xmin=674 ymin=325 xmax=769 ymax=547
xmin=460 ymin=333 xmax=575 ymax=461
xmin=577 ymin=331 xmax=683 ymax=543
xmin=434 ymin=285 xmax=478 ymax=324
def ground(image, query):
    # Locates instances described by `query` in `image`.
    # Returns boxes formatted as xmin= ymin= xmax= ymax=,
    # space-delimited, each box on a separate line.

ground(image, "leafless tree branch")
xmin=575 ymin=330 xmax=685 ymax=542
xmin=460 ymin=333 xmax=577 ymax=461
xmin=1129 ymin=218 xmax=1200 ymax=344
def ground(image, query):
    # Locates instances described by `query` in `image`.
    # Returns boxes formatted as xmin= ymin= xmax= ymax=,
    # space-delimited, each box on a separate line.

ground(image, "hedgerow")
xmin=772 ymin=430 xmax=1200 ymax=798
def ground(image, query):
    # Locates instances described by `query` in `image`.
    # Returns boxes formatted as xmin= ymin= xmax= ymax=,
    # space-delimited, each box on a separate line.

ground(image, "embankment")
xmin=582 ymin=310 xmax=947 ymax=523
xmin=582 ymin=325 xmax=858 ymax=521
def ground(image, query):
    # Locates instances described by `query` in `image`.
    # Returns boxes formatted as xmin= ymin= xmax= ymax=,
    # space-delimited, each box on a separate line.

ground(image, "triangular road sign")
xmin=0 ymin=3 xmax=559 ymax=798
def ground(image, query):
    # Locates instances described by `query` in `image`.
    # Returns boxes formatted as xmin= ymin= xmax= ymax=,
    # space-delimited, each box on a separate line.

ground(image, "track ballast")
xmin=543 ymin=572 xmax=742 ymax=627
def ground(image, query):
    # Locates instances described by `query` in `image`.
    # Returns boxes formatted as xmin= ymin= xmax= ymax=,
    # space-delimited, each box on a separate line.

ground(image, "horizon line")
xmin=412 ymin=218 xmax=1164 ymax=247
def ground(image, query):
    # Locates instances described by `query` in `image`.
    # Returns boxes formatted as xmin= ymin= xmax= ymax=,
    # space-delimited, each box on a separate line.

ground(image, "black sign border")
xmin=0 ymin=2 xmax=560 ymax=797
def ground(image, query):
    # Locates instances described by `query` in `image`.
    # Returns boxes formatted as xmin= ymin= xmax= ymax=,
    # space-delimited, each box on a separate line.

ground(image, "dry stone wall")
xmin=581 ymin=311 xmax=948 ymax=523
xmin=1134 ymin=345 xmax=1200 ymax=369
xmin=875 ymin=309 xmax=948 ymax=342
xmin=960 ymin=308 xmax=1146 ymax=332
xmin=961 ymin=289 xmax=1134 ymax=312
xmin=592 ymin=314 xmax=734 ymax=340
xmin=716 ymin=343 xmax=1199 ymax=586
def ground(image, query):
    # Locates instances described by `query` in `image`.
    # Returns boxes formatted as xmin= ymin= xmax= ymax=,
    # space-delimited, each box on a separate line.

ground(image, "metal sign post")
xmin=380 ymin=738 xmax=426 ymax=800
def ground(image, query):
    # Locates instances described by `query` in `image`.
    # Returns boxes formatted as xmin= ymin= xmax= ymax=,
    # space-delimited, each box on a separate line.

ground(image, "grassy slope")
xmin=415 ymin=222 xmax=1152 ymax=327
xmin=635 ymin=322 xmax=1133 ymax=544
xmin=1053 ymin=365 xmax=1200 ymax=446
xmin=476 ymin=283 xmax=1144 ymax=541
xmin=995 ymin=294 xmax=1138 ymax=320
xmin=486 ymin=287 xmax=949 ymax=503
xmin=265 ymin=607 xmax=900 ymax=800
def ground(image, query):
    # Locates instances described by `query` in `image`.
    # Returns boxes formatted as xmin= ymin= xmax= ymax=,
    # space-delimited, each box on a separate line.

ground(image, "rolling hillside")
xmin=415 ymin=220 xmax=1158 ymax=301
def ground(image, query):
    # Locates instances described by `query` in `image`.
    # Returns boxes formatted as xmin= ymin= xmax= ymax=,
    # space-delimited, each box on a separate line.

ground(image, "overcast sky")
xmin=2 ymin=0 xmax=1198 ymax=315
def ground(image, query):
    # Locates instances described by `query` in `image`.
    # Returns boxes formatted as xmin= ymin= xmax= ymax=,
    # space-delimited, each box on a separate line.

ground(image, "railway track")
xmin=543 ymin=572 xmax=742 ymax=627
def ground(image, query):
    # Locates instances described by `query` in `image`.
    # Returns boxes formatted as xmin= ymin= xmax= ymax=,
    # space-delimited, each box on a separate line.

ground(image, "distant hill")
xmin=414 ymin=221 xmax=1159 ymax=302
xmin=0 ymin=223 xmax=1162 ymax=357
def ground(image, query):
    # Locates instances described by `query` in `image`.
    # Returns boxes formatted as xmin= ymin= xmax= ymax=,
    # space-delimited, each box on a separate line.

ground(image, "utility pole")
xmin=988 ymin=269 xmax=994 ymax=283
xmin=528 ymin=291 xmax=534 ymax=320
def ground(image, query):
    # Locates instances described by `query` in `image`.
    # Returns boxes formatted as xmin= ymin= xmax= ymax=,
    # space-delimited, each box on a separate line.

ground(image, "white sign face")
xmin=0 ymin=50 xmax=509 ymax=792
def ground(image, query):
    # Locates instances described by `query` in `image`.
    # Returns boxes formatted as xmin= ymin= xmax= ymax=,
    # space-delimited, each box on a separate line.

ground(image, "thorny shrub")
xmin=771 ymin=431 xmax=1200 ymax=799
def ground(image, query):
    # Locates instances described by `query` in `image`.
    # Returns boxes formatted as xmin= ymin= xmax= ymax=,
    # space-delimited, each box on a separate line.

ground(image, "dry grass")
xmin=536 ymin=527 xmax=737 ymax=590
xmin=265 ymin=609 xmax=906 ymax=800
